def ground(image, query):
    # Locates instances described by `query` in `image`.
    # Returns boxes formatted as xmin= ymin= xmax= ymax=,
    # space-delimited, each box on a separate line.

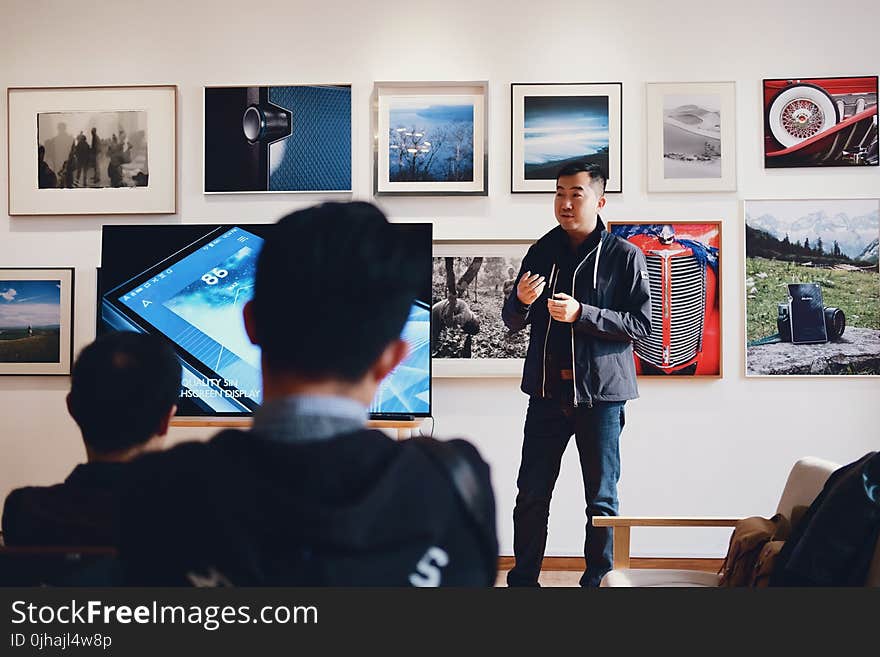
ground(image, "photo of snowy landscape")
xmin=663 ymin=94 xmax=722 ymax=179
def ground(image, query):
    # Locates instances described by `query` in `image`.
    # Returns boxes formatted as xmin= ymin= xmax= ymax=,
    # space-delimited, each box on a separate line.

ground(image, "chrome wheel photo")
xmin=768 ymin=84 xmax=838 ymax=148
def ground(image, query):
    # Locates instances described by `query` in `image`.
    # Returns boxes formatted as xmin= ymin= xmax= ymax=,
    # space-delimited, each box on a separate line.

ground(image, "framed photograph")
xmin=7 ymin=85 xmax=176 ymax=215
xmin=374 ymin=82 xmax=487 ymax=195
xmin=0 ymin=268 xmax=74 ymax=375
xmin=432 ymin=240 xmax=531 ymax=376
xmin=608 ymin=222 xmax=722 ymax=377
xmin=646 ymin=82 xmax=736 ymax=192
xmin=204 ymin=84 xmax=352 ymax=193
xmin=762 ymin=76 xmax=878 ymax=168
xmin=744 ymin=199 xmax=879 ymax=377
xmin=511 ymin=82 xmax=622 ymax=193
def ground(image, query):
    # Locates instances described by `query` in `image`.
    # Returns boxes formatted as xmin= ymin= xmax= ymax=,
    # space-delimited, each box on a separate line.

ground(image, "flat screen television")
xmin=98 ymin=223 xmax=432 ymax=419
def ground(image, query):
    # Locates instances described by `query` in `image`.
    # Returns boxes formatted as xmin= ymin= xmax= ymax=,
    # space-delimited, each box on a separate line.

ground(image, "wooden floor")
xmin=496 ymin=556 xmax=722 ymax=587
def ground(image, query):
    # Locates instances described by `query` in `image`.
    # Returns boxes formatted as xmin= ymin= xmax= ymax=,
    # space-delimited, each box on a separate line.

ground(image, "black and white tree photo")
xmin=431 ymin=256 xmax=529 ymax=359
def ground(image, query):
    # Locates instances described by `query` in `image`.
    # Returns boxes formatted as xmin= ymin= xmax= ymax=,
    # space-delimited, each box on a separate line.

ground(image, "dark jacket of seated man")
xmin=3 ymin=463 xmax=128 ymax=546
xmin=1 ymin=332 xmax=181 ymax=546
xmin=120 ymin=398 xmax=497 ymax=587
xmin=117 ymin=202 xmax=499 ymax=587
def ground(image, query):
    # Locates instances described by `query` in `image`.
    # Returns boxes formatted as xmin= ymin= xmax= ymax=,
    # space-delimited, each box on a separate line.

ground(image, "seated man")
xmin=119 ymin=202 xmax=498 ymax=586
xmin=2 ymin=332 xmax=180 ymax=546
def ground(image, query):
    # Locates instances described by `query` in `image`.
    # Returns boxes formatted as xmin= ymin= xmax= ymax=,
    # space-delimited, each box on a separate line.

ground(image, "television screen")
xmin=98 ymin=223 xmax=431 ymax=418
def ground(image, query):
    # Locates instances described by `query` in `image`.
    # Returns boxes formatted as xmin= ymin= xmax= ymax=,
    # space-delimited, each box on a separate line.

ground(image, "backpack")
xmin=718 ymin=514 xmax=790 ymax=587
xmin=750 ymin=540 xmax=786 ymax=588
xmin=410 ymin=437 xmax=498 ymax=583
xmin=770 ymin=452 xmax=880 ymax=586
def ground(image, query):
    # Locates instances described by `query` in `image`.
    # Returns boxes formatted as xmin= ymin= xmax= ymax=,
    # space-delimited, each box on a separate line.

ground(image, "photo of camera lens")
xmin=242 ymin=104 xmax=291 ymax=145
xmin=204 ymin=85 xmax=351 ymax=193
xmin=824 ymin=306 xmax=846 ymax=340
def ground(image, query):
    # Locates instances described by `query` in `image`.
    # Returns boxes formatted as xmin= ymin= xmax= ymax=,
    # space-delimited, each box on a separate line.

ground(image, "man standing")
xmin=502 ymin=163 xmax=652 ymax=587
xmin=502 ymin=266 xmax=517 ymax=300
xmin=88 ymin=127 xmax=100 ymax=185
xmin=74 ymin=132 xmax=90 ymax=187
xmin=44 ymin=122 xmax=73 ymax=174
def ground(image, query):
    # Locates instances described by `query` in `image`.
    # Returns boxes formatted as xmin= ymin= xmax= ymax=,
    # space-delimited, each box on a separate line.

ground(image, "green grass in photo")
xmin=745 ymin=257 xmax=880 ymax=342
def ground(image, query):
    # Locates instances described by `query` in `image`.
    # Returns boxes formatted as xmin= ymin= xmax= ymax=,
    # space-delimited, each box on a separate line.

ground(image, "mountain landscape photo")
xmin=744 ymin=199 xmax=879 ymax=375
xmin=746 ymin=199 xmax=879 ymax=263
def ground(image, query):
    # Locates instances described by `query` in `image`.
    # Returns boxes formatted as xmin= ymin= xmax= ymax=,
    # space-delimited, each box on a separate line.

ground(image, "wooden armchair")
xmin=594 ymin=456 xmax=858 ymax=587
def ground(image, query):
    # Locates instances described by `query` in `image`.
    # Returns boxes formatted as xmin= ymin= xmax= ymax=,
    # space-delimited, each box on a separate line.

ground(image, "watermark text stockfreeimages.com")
xmin=11 ymin=599 xmax=317 ymax=632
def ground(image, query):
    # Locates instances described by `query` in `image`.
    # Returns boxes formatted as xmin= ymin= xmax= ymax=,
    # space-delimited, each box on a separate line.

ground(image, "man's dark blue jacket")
xmin=502 ymin=220 xmax=652 ymax=406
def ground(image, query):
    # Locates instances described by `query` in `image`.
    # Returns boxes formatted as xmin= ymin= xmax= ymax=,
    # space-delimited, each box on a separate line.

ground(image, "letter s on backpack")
xmin=409 ymin=547 xmax=450 ymax=587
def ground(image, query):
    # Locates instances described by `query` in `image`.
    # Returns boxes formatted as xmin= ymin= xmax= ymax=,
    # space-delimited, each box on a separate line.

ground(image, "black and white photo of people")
xmin=37 ymin=110 xmax=148 ymax=189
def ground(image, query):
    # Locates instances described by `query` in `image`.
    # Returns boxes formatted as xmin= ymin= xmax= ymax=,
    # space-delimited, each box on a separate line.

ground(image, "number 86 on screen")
xmin=201 ymin=268 xmax=229 ymax=285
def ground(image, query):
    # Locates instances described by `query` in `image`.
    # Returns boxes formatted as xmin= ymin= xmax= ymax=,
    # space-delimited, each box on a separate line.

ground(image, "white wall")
xmin=1 ymin=0 xmax=877 ymax=558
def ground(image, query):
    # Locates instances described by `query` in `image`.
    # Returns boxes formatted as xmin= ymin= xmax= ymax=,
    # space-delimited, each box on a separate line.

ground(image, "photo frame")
xmin=744 ymin=198 xmax=879 ymax=377
xmin=607 ymin=221 xmax=723 ymax=377
xmin=762 ymin=76 xmax=878 ymax=168
xmin=373 ymin=82 xmax=488 ymax=195
xmin=203 ymin=84 xmax=352 ymax=193
xmin=511 ymin=82 xmax=622 ymax=193
xmin=0 ymin=268 xmax=74 ymax=375
xmin=8 ymin=85 xmax=177 ymax=215
xmin=645 ymin=82 xmax=736 ymax=192
xmin=432 ymin=240 xmax=531 ymax=377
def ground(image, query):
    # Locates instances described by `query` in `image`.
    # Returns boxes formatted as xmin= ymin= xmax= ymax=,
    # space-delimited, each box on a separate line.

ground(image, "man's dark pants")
xmin=507 ymin=396 xmax=625 ymax=587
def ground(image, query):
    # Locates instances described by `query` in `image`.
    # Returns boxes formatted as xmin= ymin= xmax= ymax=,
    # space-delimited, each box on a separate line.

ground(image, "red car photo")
xmin=610 ymin=222 xmax=722 ymax=377
xmin=763 ymin=76 xmax=878 ymax=168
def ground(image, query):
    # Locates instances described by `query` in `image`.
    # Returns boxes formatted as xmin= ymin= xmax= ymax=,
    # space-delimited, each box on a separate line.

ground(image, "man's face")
xmin=554 ymin=172 xmax=606 ymax=235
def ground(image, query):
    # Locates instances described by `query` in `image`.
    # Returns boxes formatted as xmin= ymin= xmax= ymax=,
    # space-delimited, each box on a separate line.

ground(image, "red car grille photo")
xmin=636 ymin=253 xmax=705 ymax=368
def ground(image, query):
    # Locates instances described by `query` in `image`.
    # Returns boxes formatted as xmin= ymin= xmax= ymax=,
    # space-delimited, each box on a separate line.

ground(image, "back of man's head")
xmin=252 ymin=202 xmax=421 ymax=382
xmin=68 ymin=332 xmax=181 ymax=454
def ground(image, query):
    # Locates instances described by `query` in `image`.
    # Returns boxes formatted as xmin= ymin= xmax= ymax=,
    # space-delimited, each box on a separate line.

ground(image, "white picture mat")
xmin=377 ymin=85 xmax=485 ymax=193
xmin=0 ymin=268 xmax=73 ymax=375
xmin=432 ymin=241 xmax=531 ymax=377
xmin=8 ymin=86 xmax=176 ymax=214
xmin=512 ymin=83 xmax=622 ymax=193
xmin=646 ymin=81 xmax=737 ymax=192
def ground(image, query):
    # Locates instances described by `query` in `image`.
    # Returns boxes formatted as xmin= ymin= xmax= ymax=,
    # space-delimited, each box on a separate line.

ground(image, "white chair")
xmin=596 ymin=456 xmax=880 ymax=587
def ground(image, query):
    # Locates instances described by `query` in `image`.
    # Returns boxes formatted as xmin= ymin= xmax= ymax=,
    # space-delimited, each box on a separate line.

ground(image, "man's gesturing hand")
xmin=547 ymin=293 xmax=582 ymax=323
xmin=516 ymin=271 xmax=546 ymax=306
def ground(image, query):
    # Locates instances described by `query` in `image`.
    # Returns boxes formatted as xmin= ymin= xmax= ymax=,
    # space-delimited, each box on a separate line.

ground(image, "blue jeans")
xmin=507 ymin=397 xmax=624 ymax=587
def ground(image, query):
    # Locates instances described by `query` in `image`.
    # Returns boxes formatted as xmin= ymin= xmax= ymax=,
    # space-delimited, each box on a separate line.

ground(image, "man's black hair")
xmin=68 ymin=332 xmax=181 ymax=453
xmin=556 ymin=162 xmax=608 ymax=194
xmin=253 ymin=201 xmax=422 ymax=382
